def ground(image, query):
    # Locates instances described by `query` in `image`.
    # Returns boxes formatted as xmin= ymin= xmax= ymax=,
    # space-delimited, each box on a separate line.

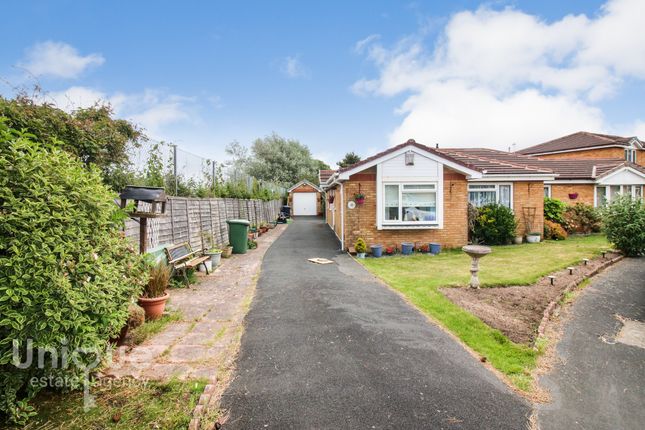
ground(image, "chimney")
xmin=435 ymin=143 xmax=439 ymax=149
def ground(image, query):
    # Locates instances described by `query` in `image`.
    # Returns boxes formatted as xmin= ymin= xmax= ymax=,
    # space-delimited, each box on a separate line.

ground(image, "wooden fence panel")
xmin=124 ymin=197 xmax=281 ymax=252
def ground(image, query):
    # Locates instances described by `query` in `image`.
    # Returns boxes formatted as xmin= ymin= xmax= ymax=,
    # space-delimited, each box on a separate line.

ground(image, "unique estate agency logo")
xmin=12 ymin=339 xmax=147 ymax=411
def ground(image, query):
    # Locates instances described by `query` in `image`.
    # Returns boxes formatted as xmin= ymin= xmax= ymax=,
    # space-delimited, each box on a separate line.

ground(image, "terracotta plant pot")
xmin=138 ymin=293 xmax=170 ymax=320
xmin=222 ymin=246 xmax=233 ymax=258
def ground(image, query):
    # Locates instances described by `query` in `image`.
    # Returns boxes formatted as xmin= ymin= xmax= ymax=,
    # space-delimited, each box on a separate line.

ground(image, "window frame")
xmin=382 ymin=182 xmax=440 ymax=226
xmin=625 ymin=148 xmax=637 ymax=163
xmin=595 ymin=184 xmax=644 ymax=206
xmin=467 ymin=182 xmax=514 ymax=209
xmin=544 ymin=184 xmax=552 ymax=198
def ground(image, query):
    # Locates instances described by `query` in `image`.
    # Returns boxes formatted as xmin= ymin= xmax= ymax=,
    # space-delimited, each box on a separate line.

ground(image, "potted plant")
xmin=370 ymin=244 xmax=383 ymax=257
xmin=513 ymin=228 xmax=523 ymax=244
xmin=526 ymin=232 xmax=541 ymax=243
xmin=205 ymin=247 xmax=223 ymax=268
xmin=328 ymin=195 xmax=335 ymax=204
xmin=355 ymin=237 xmax=367 ymax=258
xmin=222 ymin=244 xmax=234 ymax=258
xmin=354 ymin=192 xmax=365 ymax=205
xmin=385 ymin=246 xmax=395 ymax=256
xmin=138 ymin=263 xmax=171 ymax=320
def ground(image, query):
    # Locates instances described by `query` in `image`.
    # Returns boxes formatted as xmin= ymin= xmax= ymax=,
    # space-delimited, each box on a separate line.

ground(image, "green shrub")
xmin=471 ymin=204 xmax=517 ymax=245
xmin=544 ymin=220 xmax=568 ymax=240
xmin=544 ymin=197 xmax=566 ymax=225
xmin=0 ymin=121 xmax=146 ymax=423
xmin=563 ymin=203 xmax=602 ymax=234
xmin=354 ymin=237 xmax=367 ymax=253
xmin=601 ymin=196 xmax=645 ymax=256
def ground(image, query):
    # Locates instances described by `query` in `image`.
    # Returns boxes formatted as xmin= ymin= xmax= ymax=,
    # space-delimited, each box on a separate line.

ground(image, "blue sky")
xmin=2 ymin=0 xmax=644 ymax=168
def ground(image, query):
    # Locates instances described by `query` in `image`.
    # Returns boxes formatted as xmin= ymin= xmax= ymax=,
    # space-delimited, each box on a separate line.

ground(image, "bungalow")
xmin=320 ymin=140 xmax=555 ymax=251
xmin=517 ymin=132 xmax=645 ymax=206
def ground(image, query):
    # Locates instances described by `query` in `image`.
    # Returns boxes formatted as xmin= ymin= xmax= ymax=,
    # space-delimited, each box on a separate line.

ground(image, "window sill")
xmin=380 ymin=223 xmax=441 ymax=230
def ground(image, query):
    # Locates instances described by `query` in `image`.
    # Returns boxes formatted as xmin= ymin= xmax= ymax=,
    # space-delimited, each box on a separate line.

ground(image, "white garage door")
xmin=292 ymin=193 xmax=318 ymax=216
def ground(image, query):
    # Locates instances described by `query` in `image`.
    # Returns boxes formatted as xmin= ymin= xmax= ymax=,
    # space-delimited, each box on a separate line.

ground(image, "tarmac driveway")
xmin=220 ymin=217 xmax=529 ymax=429
xmin=537 ymin=258 xmax=645 ymax=430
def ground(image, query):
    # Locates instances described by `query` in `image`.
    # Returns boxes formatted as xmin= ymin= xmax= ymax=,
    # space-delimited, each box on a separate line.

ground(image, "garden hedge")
xmin=0 ymin=120 xmax=146 ymax=423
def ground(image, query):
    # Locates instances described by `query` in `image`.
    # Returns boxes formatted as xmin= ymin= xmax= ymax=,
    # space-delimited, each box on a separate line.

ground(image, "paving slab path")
xmin=220 ymin=217 xmax=530 ymax=429
xmin=106 ymin=224 xmax=287 ymax=382
xmin=537 ymin=258 xmax=645 ymax=430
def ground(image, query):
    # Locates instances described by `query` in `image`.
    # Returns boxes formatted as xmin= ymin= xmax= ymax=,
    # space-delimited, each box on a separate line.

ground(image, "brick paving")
xmin=105 ymin=224 xmax=287 ymax=382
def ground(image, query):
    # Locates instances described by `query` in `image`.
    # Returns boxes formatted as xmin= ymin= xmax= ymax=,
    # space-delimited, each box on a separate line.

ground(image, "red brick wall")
xmin=550 ymin=184 xmax=595 ymax=206
xmin=341 ymin=168 xmax=469 ymax=250
xmin=538 ymin=148 xmax=645 ymax=167
xmin=513 ymin=182 xmax=545 ymax=235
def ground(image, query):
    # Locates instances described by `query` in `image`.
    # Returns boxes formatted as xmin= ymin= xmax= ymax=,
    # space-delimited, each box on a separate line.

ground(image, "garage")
xmin=287 ymin=180 xmax=322 ymax=216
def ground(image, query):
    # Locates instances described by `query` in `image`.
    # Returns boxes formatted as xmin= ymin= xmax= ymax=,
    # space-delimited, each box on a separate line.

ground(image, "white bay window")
xmin=596 ymin=184 xmax=644 ymax=206
xmin=468 ymin=183 xmax=512 ymax=208
xmin=383 ymin=183 xmax=438 ymax=224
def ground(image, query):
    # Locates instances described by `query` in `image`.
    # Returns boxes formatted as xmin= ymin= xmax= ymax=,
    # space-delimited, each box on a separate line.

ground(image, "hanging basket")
xmin=568 ymin=193 xmax=578 ymax=200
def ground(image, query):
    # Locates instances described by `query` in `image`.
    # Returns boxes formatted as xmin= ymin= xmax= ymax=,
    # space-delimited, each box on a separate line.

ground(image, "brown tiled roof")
xmin=336 ymin=139 xmax=483 ymax=174
xmin=517 ymin=132 xmax=637 ymax=155
xmin=318 ymin=169 xmax=335 ymax=184
xmin=437 ymin=148 xmax=554 ymax=175
xmin=593 ymin=161 xmax=645 ymax=179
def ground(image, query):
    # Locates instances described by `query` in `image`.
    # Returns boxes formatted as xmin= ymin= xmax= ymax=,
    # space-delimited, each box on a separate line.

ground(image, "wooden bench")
xmin=164 ymin=242 xmax=210 ymax=283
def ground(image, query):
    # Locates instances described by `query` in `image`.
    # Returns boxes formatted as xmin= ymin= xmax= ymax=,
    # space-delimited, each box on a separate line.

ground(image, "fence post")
xmin=172 ymin=144 xmax=178 ymax=195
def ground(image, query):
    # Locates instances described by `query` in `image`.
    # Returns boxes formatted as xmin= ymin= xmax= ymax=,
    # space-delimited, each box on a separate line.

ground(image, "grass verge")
xmin=126 ymin=310 xmax=182 ymax=347
xmin=17 ymin=378 xmax=206 ymax=430
xmin=360 ymin=235 xmax=609 ymax=391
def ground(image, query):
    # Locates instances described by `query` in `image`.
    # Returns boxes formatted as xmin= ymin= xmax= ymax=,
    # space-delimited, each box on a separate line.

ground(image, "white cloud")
xmin=19 ymin=41 xmax=104 ymax=79
xmin=631 ymin=121 xmax=645 ymax=140
xmin=37 ymin=86 xmax=195 ymax=137
xmin=354 ymin=34 xmax=380 ymax=53
xmin=280 ymin=56 xmax=310 ymax=79
xmin=353 ymin=0 xmax=645 ymax=150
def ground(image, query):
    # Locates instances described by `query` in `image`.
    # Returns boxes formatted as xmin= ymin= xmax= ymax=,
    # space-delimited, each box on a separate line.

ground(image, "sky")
xmin=2 ymin=0 xmax=645 ymax=168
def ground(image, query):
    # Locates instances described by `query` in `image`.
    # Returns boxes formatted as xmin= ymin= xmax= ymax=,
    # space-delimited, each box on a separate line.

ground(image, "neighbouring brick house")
xmin=320 ymin=140 xmax=555 ymax=251
xmin=287 ymin=180 xmax=323 ymax=216
xmin=518 ymin=132 xmax=645 ymax=206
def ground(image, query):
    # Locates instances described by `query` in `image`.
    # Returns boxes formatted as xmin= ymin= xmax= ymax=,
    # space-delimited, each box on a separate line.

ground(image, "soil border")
xmin=534 ymin=254 xmax=623 ymax=345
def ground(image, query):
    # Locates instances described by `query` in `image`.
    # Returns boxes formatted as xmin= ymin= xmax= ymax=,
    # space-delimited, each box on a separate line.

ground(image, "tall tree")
xmin=337 ymin=151 xmax=361 ymax=168
xmin=0 ymin=95 xmax=144 ymax=190
xmin=246 ymin=133 xmax=320 ymax=186
xmin=224 ymin=140 xmax=250 ymax=181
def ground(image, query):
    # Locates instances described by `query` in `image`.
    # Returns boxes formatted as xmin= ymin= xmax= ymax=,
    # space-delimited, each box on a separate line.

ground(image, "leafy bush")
xmin=544 ymin=220 xmax=568 ymax=240
xmin=471 ymin=204 xmax=517 ymax=245
xmin=601 ymin=196 xmax=645 ymax=256
xmin=544 ymin=197 xmax=567 ymax=225
xmin=354 ymin=238 xmax=367 ymax=253
xmin=0 ymin=122 xmax=146 ymax=423
xmin=563 ymin=203 xmax=602 ymax=234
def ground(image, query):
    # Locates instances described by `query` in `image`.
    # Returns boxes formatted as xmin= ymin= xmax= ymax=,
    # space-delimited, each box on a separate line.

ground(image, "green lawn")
xmin=360 ymin=234 xmax=609 ymax=391
xmin=17 ymin=379 xmax=206 ymax=430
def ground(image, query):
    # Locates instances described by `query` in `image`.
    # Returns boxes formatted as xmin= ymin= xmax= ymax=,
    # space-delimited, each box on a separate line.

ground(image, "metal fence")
xmin=127 ymin=140 xmax=286 ymax=196
xmin=124 ymin=197 xmax=282 ymax=251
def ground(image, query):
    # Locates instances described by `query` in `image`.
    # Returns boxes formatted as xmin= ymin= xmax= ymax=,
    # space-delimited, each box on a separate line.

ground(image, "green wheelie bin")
xmin=226 ymin=219 xmax=250 ymax=254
